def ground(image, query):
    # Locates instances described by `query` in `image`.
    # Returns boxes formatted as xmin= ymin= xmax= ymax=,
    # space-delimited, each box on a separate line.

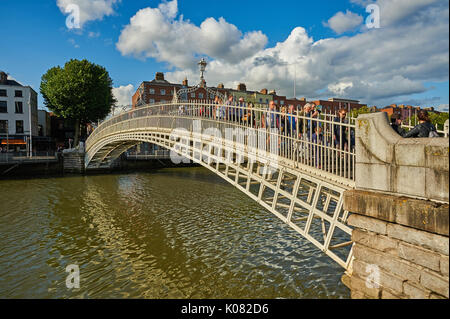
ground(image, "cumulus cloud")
xmin=351 ymin=0 xmax=443 ymax=27
xmin=118 ymin=0 xmax=448 ymax=107
xmin=116 ymin=0 xmax=267 ymax=68
xmin=112 ymin=84 xmax=134 ymax=106
xmin=57 ymin=0 xmax=120 ymax=28
xmin=326 ymin=10 xmax=363 ymax=34
xmin=436 ymin=104 xmax=449 ymax=112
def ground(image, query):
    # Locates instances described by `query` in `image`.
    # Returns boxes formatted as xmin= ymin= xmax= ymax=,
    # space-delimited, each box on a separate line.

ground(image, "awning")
xmin=1 ymin=139 xmax=26 ymax=145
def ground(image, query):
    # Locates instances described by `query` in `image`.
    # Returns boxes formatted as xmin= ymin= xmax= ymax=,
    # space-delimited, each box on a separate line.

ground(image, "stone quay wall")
xmin=342 ymin=190 xmax=448 ymax=299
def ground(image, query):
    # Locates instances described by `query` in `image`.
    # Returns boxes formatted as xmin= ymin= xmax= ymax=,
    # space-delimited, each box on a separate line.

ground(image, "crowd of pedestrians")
xmin=134 ymin=97 xmax=443 ymax=176
xmin=174 ymin=97 xmax=356 ymax=174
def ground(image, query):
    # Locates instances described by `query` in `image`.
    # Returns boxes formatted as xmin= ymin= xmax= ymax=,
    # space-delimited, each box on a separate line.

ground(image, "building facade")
xmin=0 ymin=71 xmax=38 ymax=152
xmin=38 ymin=109 xmax=51 ymax=137
xmin=132 ymin=72 xmax=369 ymax=115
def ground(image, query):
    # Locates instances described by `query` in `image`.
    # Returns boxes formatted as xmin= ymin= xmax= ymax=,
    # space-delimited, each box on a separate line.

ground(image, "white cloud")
xmin=57 ymin=0 xmax=120 ymax=28
xmin=5 ymin=74 xmax=23 ymax=85
xmin=117 ymin=0 xmax=449 ymax=107
xmin=112 ymin=84 xmax=134 ymax=106
xmin=351 ymin=0 xmax=442 ymax=27
xmin=68 ymin=38 xmax=80 ymax=48
xmin=436 ymin=104 xmax=449 ymax=112
xmin=88 ymin=31 xmax=100 ymax=38
xmin=326 ymin=10 xmax=363 ymax=34
xmin=116 ymin=0 xmax=267 ymax=68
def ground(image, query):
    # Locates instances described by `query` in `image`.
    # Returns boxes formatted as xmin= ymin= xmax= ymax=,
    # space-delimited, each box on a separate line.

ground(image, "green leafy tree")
xmin=350 ymin=105 xmax=372 ymax=119
xmin=40 ymin=59 xmax=116 ymax=147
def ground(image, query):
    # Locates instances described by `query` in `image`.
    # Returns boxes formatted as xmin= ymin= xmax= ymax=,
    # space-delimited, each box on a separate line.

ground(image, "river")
xmin=0 ymin=167 xmax=349 ymax=298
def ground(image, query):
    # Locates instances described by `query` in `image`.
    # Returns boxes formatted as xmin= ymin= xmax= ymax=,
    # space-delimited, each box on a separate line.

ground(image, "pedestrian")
xmin=390 ymin=114 xmax=405 ymax=136
xmin=333 ymin=108 xmax=349 ymax=151
xmin=225 ymin=95 xmax=234 ymax=121
xmin=403 ymin=110 xmax=439 ymax=138
xmin=312 ymin=125 xmax=324 ymax=168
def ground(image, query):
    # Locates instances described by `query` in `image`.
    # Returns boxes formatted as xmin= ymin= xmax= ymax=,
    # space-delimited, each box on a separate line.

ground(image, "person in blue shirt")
xmin=333 ymin=108 xmax=349 ymax=151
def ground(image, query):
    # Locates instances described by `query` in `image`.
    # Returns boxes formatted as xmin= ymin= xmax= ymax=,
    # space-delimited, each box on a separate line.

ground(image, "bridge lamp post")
xmin=198 ymin=58 xmax=207 ymax=87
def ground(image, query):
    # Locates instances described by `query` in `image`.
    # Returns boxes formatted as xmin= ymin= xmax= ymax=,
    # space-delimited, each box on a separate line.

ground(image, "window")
xmin=15 ymin=90 xmax=22 ymax=97
xmin=16 ymin=120 xmax=24 ymax=134
xmin=266 ymin=99 xmax=269 ymax=104
xmin=0 ymin=101 xmax=7 ymax=113
xmin=191 ymin=93 xmax=196 ymax=98
xmin=280 ymin=100 xmax=285 ymax=105
xmin=149 ymin=88 xmax=155 ymax=94
xmin=15 ymin=101 xmax=23 ymax=113
xmin=198 ymin=93 xmax=204 ymax=99
xmin=0 ymin=120 xmax=7 ymax=134
xmin=0 ymin=89 xmax=6 ymax=97
xmin=274 ymin=100 xmax=278 ymax=104
xmin=149 ymin=99 xmax=155 ymax=103
xmin=210 ymin=94 xmax=215 ymax=99
xmin=259 ymin=98 xmax=263 ymax=103
xmin=160 ymin=89 xmax=166 ymax=95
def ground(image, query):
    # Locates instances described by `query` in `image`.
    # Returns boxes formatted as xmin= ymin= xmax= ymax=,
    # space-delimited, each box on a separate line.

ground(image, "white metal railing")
xmin=86 ymin=101 xmax=356 ymax=184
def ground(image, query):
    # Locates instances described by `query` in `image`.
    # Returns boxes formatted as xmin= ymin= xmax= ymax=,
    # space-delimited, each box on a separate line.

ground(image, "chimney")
xmin=260 ymin=88 xmax=268 ymax=95
xmin=217 ymin=83 xmax=224 ymax=89
xmin=0 ymin=71 xmax=7 ymax=84
xmin=269 ymin=90 xmax=276 ymax=95
xmin=155 ymin=72 xmax=165 ymax=81
xmin=237 ymin=83 xmax=247 ymax=92
xmin=182 ymin=77 xmax=188 ymax=86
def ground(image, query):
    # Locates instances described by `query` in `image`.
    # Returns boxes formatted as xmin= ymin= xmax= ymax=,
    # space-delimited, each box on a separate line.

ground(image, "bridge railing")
xmin=86 ymin=101 xmax=356 ymax=184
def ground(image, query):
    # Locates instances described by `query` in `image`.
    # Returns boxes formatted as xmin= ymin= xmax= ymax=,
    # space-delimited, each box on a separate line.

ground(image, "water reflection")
xmin=0 ymin=168 xmax=349 ymax=298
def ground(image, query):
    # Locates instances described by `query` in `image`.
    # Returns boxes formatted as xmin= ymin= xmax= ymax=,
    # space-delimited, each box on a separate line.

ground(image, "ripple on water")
xmin=0 ymin=168 xmax=349 ymax=299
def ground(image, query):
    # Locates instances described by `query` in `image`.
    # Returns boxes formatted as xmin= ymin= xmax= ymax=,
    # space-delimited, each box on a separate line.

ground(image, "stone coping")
xmin=344 ymin=189 xmax=449 ymax=237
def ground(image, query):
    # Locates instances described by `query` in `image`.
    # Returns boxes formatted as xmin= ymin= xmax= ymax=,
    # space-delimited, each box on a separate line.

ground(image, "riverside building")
xmin=0 ymin=71 xmax=38 ymax=154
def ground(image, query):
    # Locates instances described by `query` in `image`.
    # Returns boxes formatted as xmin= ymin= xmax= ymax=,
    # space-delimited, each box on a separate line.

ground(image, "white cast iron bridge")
xmin=85 ymin=101 xmax=356 ymax=270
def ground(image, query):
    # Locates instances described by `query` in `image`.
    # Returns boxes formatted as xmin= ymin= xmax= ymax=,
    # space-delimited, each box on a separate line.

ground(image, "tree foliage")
xmin=40 ymin=59 xmax=116 ymax=145
xmin=405 ymin=111 xmax=449 ymax=131
xmin=350 ymin=105 xmax=372 ymax=119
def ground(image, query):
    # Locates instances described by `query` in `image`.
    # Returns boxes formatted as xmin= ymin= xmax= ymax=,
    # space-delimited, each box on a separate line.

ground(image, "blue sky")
xmin=1 ymin=0 xmax=448 ymax=111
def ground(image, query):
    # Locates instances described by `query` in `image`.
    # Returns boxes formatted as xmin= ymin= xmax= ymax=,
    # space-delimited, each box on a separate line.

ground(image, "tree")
xmin=405 ymin=111 xmax=449 ymax=131
xmin=350 ymin=105 xmax=372 ymax=119
xmin=40 ymin=59 xmax=116 ymax=147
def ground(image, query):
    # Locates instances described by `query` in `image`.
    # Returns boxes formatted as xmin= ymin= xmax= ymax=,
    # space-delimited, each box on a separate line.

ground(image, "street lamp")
xmin=198 ymin=58 xmax=207 ymax=85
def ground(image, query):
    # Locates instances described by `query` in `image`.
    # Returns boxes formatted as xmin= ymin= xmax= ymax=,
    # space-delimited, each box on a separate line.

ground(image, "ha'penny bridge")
xmin=85 ymin=100 xmax=449 ymax=299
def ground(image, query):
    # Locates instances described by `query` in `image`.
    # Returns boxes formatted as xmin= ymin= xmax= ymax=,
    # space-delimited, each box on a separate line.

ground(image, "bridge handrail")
xmin=86 ymin=100 xmax=357 ymax=184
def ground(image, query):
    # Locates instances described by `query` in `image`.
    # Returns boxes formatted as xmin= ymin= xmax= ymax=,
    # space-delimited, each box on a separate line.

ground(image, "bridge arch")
xmin=85 ymin=101 xmax=357 ymax=270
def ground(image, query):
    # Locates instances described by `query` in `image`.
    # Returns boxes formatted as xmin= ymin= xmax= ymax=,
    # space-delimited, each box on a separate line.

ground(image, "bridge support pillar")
xmin=342 ymin=189 xmax=448 ymax=299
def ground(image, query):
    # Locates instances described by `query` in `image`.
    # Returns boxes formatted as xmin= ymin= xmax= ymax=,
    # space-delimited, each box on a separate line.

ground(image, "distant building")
xmin=380 ymin=105 xmax=422 ymax=121
xmin=132 ymin=72 xmax=368 ymax=115
xmin=50 ymin=114 xmax=77 ymax=149
xmin=309 ymin=98 xmax=366 ymax=114
xmin=38 ymin=109 xmax=51 ymax=137
xmin=0 ymin=71 xmax=38 ymax=153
